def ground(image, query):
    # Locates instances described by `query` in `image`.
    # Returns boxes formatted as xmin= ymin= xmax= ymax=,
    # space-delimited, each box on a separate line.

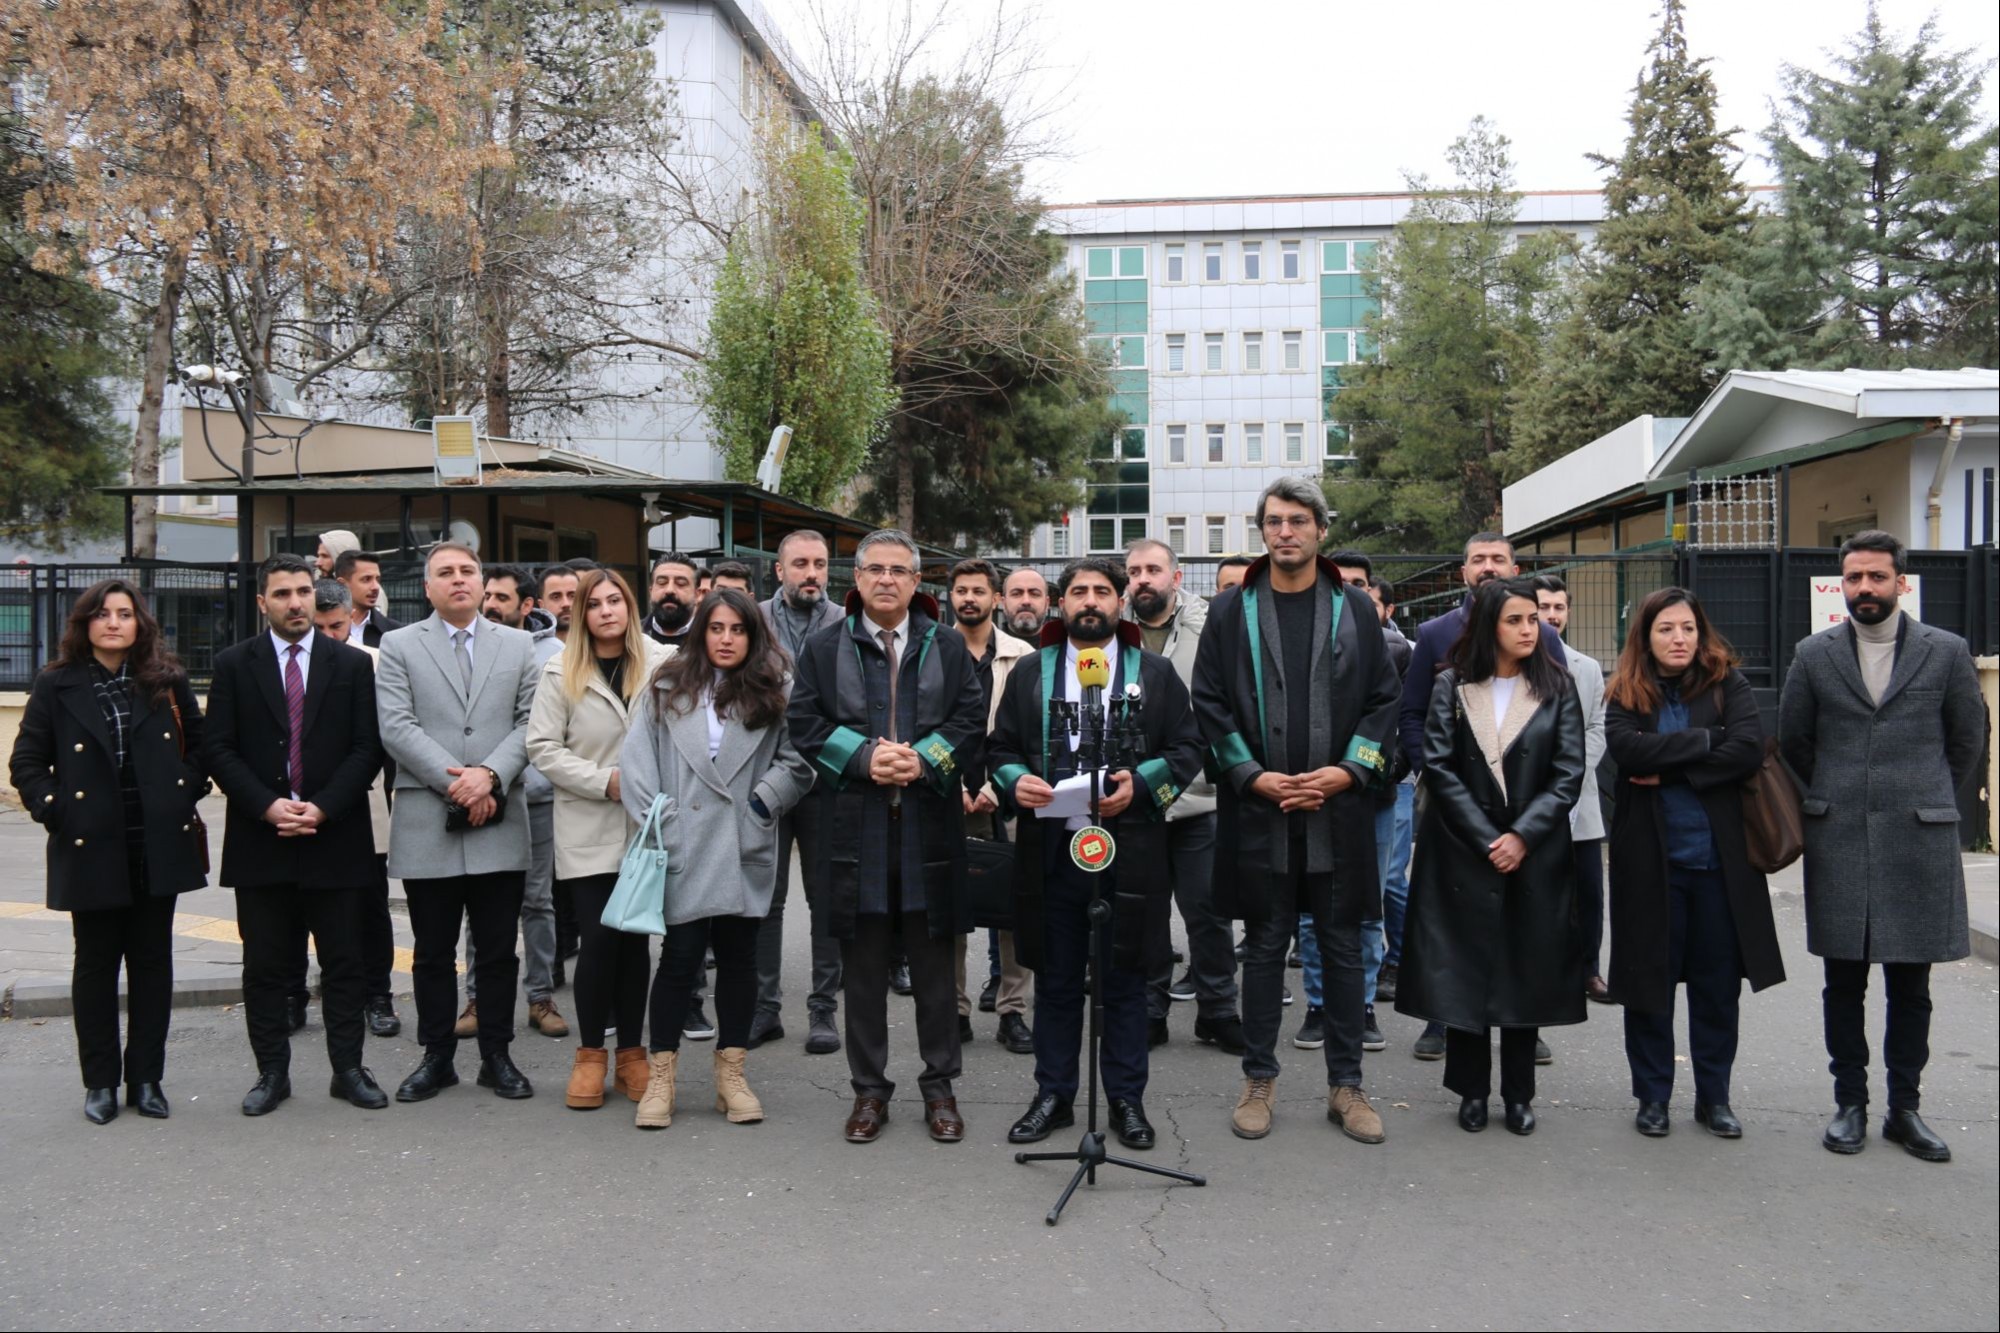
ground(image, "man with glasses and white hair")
xmin=787 ymin=529 xmax=988 ymax=1146
xmin=1192 ymin=477 xmax=1402 ymax=1146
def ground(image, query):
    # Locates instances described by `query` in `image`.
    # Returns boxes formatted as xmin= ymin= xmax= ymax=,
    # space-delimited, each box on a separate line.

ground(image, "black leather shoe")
xmin=804 ymin=1007 xmax=841 ymax=1055
xmin=888 ymin=960 xmax=914 ymax=996
xmin=1822 ymin=1104 xmax=1867 ymax=1154
xmin=395 ymin=1053 xmax=460 ymax=1103
xmin=1194 ymin=1013 xmax=1247 ymax=1054
xmin=1458 ymin=1097 xmax=1488 ymax=1132
xmin=1635 ymin=1100 xmax=1670 ymax=1137
xmin=1695 ymin=1100 xmax=1743 ymax=1138
xmin=241 ymin=1071 xmax=291 ymax=1117
xmin=477 ymin=1052 xmax=534 ymax=1099
xmin=329 ymin=1067 xmax=389 ymax=1110
xmin=1007 ymin=1093 xmax=1075 ymax=1144
xmin=957 ymin=1014 xmax=975 ymax=1044
xmin=1108 ymin=1098 xmax=1156 ymax=1150
xmin=84 ymin=1087 xmax=119 ymax=1125
xmin=997 ymin=1012 xmax=1035 ymax=1054
xmin=1882 ymin=1108 xmax=1950 ymax=1162
xmin=286 ymin=994 xmax=309 ymax=1033
xmin=978 ymin=976 xmax=1000 ymax=1013
xmin=745 ymin=1012 xmax=785 ymax=1050
xmin=365 ymin=996 xmax=401 ymax=1038
xmin=1504 ymin=1102 xmax=1536 ymax=1136
xmin=126 ymin=1081 xmax=170 ymax=1119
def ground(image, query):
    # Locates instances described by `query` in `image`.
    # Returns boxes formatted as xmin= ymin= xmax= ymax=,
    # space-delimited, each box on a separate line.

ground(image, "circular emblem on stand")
xmin=1069 ymin=825 xmax=1116 ymax=873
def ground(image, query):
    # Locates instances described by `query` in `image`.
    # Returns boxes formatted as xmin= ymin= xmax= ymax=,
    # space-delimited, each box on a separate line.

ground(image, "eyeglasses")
xmin=859 ymin=564 xmax=917 ymax=581
xmin=1260 ymin=515 xmax=1318 ymax=532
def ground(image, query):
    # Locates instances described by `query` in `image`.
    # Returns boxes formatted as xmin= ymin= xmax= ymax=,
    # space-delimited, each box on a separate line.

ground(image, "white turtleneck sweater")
xmin=1853 ymin=608 xmax=1901 ymax=704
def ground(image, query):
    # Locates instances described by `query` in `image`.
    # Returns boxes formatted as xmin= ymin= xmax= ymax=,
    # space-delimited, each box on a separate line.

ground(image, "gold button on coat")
xmin=73 ymin=838 xmax=84 ymax=847
xmin=73 ymin=743 xmax=84 ymax=752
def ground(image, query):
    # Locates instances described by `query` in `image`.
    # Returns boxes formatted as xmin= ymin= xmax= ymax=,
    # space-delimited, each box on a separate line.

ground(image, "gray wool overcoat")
xmin=1778 ymin=615 xmax=1986 ymax=964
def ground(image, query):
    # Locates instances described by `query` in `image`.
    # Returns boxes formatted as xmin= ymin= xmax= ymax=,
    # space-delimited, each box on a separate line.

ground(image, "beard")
xmin=784 ymin=581 xmax=822 ymax=609
xmin=482 ymin=606 xmax=520 ymax=628
xmin=1469 ymin=569 xmax=1502 ymax=587
xmin=1846 ymin=593 xmax=1897 ymax=625
xmin=1064 ymin=607 xmax=1115 ymax=645
xmin=1128 ymin=587 xmax=1171 ymax=622
xmin=1007 ymin=608 xmax=1045 ymax=635
xmin=953 ymin=601 xmax=990 ymax=627
xmin=652 ymin=594 xmax=691 ymax=632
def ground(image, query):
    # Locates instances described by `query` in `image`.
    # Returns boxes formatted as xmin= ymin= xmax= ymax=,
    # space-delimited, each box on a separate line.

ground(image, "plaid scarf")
xmin=88 ymin=659 xmax=136 ymax=771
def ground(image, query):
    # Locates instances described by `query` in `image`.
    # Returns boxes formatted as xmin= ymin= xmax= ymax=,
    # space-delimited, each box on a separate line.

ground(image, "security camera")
xmin=181 ymin=364 xmax=246 ymax=386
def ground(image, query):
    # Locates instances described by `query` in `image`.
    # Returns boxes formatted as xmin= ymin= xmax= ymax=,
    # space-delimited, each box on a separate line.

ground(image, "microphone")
xmin=1074 ymin=646 xmax=1110 ymax=690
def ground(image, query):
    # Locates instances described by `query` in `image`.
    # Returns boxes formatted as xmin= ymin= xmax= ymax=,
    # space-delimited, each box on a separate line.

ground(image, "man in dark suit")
xmin=206 ymin=554 xmax=390 ymax=1115
xmin=1397 ymin=532 xmax=1564 ymax=1062
xmin=786 ymin=528 xmax=988 ymax=1145
xmin=335 ymin=548 xmax=402 ymax=647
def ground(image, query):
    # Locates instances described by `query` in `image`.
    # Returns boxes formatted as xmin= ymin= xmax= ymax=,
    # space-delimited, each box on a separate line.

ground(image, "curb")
xmin=1973 ymin=918 xmax=1998 ymax=964
xmin=5 ymin=970 xmax=247 ymax=1020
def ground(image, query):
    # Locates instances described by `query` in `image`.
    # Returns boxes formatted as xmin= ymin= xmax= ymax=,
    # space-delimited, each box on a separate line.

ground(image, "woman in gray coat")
xmin=620 ymin=589 xmax=813 ymax=1130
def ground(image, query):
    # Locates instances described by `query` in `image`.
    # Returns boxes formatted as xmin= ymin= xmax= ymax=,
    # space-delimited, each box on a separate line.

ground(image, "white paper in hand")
xmin=1034 ymin=772 xmax=1100 ymax=823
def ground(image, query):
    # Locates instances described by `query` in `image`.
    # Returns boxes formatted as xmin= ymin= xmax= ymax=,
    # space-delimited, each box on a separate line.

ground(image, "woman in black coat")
xmin=1605 ymin=588 xmax=1783 ymax=1142
xmin=8 ymin=580 xmax=209 ymax=1123
xmin=1396 ymin=579 xmax=1586 ymax=1137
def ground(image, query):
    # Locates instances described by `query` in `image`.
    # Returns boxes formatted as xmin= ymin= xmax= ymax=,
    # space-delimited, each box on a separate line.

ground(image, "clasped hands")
xmin=445 ymin=765 xmax=498 ymax=826
xmin=868 ymin=739 xmax=924 ymax=787
xmin=1250 ymin=765 xmax=1354 ymax=812
xmin=263 ymin=798 xmax=326 ymax=838
xmin=1013 ymin=769 xmax=1136 ymax=818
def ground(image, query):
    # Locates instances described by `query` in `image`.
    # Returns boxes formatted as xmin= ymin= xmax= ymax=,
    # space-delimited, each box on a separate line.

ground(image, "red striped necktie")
xmin=284 ymin=643 xmax=306 ymax=798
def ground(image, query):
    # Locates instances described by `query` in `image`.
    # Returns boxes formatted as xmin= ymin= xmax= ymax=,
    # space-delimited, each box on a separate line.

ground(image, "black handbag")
xmin=965 ymin=833 xmax=1015 ymax=930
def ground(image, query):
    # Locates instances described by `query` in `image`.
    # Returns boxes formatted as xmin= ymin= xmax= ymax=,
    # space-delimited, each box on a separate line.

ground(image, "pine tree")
xmin=697 ymin=130 xmax=894 ymax=510
xmin=1511 ymin=0 xmax=1750 ymax=478
xmin=1693 ymin=3 xmax=1998 ymax=369
xmin=1327 ymin=118 xmax=1568 ymax=552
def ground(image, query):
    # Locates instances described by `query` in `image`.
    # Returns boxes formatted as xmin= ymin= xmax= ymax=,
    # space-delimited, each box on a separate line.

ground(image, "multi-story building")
xmin=1020 ymin=191 xmax=1605 ymax=564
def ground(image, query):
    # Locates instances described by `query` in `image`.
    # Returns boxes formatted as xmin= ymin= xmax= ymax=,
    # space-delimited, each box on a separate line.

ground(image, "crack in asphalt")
xmin=1131 ymin=1100 xmax=1228 ymax=1329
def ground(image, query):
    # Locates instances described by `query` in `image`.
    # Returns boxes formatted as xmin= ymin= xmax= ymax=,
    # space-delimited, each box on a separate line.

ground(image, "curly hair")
xmin=649 ymin=588 xmax=790 ymax=731
xmin=48 ymin=578 xmax=187 ymax=704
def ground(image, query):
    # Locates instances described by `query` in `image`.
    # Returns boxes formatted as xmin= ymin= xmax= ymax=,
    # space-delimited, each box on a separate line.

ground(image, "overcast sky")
xmin=761 ymin=0 xmax=1998 ymax=202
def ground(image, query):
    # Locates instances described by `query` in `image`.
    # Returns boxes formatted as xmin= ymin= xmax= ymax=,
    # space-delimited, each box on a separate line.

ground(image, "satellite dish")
xmin=447 ymin=520 xmax=481 ymax=553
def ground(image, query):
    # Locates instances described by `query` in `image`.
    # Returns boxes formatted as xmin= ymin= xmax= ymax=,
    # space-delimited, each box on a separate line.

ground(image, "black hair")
xmin=258 ymin=552 xmax=315 ymax=593
xmin=1327 ymin=548 xmax=1373 ymax=577
xmin=1217 ymin=555 xmax=1254 ymax=572
xmin=1463 ymin=531 xmax=1514 ymax=560
xmin=651 ymin=552 xmax=699 ymax=579
xmin=1448 ymin=577 xmax=1569 ymax=700
xmin=710 ymin=560 xmax=754 ymax=586
xmin=1055 ymin=556 xmax=1128 ymax=598
xmin=1370 ymin=574 xmax=1395 ymax=605
xmin=650 ymin=588 xmax=789 ymax=731
xmin=1532 ymin=573 xmax=1568 ymax=599
xmin=537 ymin=564 xmax=583 ymax=598
xmin=1838 ymin=528 xmax=1906 ymax=575
xmin=561 ymin=556 xmax=601 ymax=572
xmin=483 ymin=564 xmax=531 ymax=598
xmin=948 ymin=558 xmax=1001 ymax=593
xmin=332 ymin=549 xmax=380 ymax=580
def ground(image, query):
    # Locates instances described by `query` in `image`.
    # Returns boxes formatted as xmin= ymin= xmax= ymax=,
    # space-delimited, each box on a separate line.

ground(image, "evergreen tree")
xmin=697 ymin=130 xmax=894 ymax=510
xmin=1327 ymin=118 xmax=1568 ymax=552
xmin=0 ymin=116 xmax=126 ymax=550
xmin=1511 ymin=0 xmax=1750 ymax=478
xmin=1693 ymin=4 xmax=1998 ymax=369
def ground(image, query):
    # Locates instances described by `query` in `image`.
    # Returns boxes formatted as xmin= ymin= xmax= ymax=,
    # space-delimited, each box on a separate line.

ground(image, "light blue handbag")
xmin=602 ymin=793 xmax=674 ymax=935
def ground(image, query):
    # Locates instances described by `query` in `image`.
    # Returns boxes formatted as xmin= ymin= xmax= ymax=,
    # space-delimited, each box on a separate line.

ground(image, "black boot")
xmin=395 ymin=1051 xmax=460 ymax=1103
xmin=1882 ymin=1109 xmax=1950 ymax=1162
xmin=126 ymin=1081 xmax=170 ymax=1119
xmin=477 ymin=1050 xmax=535 ymax=1099
xmin=83 ymin=1087 xmax=119 ymax=1125
xmin=1822 ymin=1104 xmax=1867 ymax=1154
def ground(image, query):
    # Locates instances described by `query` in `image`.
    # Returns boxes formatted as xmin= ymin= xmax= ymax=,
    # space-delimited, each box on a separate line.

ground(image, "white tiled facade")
xmin=1018 ymin=192 xmax=1606 ymax=561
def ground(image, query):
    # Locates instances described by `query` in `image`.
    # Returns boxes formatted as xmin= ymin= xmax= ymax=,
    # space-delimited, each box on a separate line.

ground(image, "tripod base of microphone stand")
xmin=1015 ymin=1129 xmax=1207 ymax=1226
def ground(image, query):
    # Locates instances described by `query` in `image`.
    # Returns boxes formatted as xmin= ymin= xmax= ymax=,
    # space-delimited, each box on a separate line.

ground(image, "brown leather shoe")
xmin=1585 ymin=976 xmax=1614 ymax=1004
xmin=925 ymin=1097 xmax=965 ymax=1143
xmin=844 ymin=1096 xmax=889 ymax=1143
xmin=453 ymin=1001 xmax=478 ymax=1039
xmin=528 ymin=999 xmax=569 ymax=1038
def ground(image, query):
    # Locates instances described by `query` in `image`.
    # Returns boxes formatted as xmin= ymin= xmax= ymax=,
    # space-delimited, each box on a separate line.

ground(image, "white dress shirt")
xmin=271 ymin=628 xmax=315 ymax=691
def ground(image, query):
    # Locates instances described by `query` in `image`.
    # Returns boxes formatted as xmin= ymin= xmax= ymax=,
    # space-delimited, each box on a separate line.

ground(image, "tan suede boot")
xmin=712 ymin=1047 xmax=764 ymax=1124
xmin=613 ymin=1046 xmax=648 ymax=1103
xmin=635 ymin=1051 xmax=677 ymax=1129
xmin=564 ymin=1047 xmax=608 ymax=1110
xmin=1232 ymin=1075 xmax=1277 ymax=1139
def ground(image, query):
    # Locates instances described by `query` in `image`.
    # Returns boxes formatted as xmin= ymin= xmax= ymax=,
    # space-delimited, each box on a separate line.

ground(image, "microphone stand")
xmin=1017 ymin=682 xmax=1206 ymax=1225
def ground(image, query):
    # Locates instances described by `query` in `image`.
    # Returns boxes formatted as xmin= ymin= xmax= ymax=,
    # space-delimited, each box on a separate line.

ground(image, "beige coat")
xmin=354 ymin=643 xmax=391 ymax=855
xmin=525 ymin=640 xmax=672 ymax=879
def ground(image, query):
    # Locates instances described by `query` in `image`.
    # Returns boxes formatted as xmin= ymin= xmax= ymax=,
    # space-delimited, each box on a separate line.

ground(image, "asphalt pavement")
xmin=0 ymin=805 xmax=1995 ymax=1330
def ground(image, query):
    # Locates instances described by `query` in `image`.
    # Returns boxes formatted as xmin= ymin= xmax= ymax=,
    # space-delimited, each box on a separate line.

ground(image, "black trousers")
xmin=649 ymin=914 xmax=759 ymax=1053
xmin=286 ymin=853 xmax=395 ymax=1002
xmin=1623 ymin=866 xmax=1742 ymax=1105
xmin=404 ymin=871 xmax=525 ymax=1057
xmin=238 ymin=885 xmax=365 ymax=1074
xmin=70 ymin=896 xmax=177 ymax=1090
xmin=843 ymin=907 xmax=961 ymax=1102
xmin=568 ymin=874 xmax=650 ymax=1049
xmin=1145 ymin=812 xmax=1236 ymax=1021
xmin=1444 ymin=1026 xmax=1539 ymax=1103
xmin=1823 ymin=958 xmax=1932 ymax=1112
xmin=1574 ymin=838 xmax=1604 ymax=979
xmin=1035 ymin=849 xmax=1148 ymax=1103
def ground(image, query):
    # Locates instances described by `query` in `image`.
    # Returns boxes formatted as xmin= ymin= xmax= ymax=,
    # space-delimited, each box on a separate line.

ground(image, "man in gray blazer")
xmin=1780 ymin=530 xmax=1986 ymax=1163
xmin=1535 ymin=575 xmax=1610 ymax=1001
xmin=376 ymin=542 xmax=543 ymax=1103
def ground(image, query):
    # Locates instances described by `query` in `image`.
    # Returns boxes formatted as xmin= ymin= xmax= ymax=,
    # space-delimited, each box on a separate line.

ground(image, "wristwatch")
xmin=479 ymin=765 xmax=502 ymax=793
